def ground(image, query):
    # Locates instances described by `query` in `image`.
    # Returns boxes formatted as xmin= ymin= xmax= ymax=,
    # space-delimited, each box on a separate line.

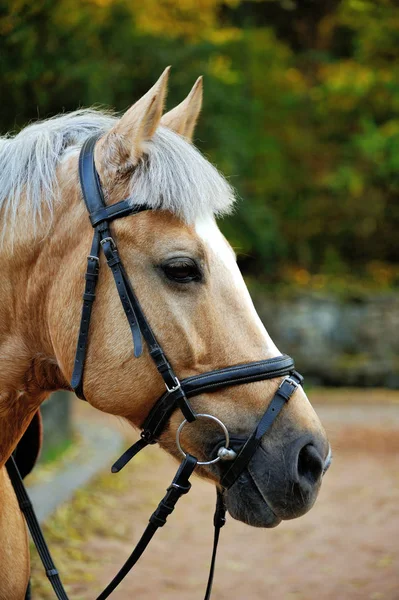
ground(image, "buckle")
xmin=87 ymin=255 xmax=99 ymax=263
xmin=278 ymin=375 xmax=299 ymax=391
xmin=100 ymin=236 xmax=116 ymax=251
xmin=277 ymin=375 xmax=300 ymax=401
xmin=165 ymin=377 xmax=181 ymax=394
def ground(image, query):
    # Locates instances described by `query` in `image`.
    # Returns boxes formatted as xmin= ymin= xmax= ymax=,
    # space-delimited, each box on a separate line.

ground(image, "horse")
xmin=0 ymin=67 xmax=330 ymax=599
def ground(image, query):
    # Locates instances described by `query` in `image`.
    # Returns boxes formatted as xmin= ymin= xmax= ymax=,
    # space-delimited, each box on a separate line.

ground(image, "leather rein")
xmin=7 ymin=134 xmax=303 ymax=600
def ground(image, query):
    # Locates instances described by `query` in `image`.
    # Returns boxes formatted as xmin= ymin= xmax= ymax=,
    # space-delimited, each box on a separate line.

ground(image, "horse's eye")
xmin=162 ymin=258 xmax=202 ymax=283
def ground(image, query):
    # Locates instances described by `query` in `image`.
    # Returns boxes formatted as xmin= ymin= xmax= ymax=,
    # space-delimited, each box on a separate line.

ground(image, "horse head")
xmin=1 ymin=68 xmax=330 ymax=529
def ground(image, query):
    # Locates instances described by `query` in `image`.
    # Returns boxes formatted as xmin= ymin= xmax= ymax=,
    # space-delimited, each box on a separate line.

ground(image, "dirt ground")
xmin=31 ymin=390 xmax=399 ymax=600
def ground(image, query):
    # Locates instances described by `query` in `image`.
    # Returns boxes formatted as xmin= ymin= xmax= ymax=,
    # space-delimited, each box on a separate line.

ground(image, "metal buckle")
xmin=100 ymin=236 xmax=116 ymax=250
xmin=277 ymin=375 xmax=300 ymax=401
xmin=87 ymin=255 xmax=99 ymax=263
xmin=279 ymin=375 xmax=299 ymax=390
xmin=165 ymin=377 xmax=181 ymax=394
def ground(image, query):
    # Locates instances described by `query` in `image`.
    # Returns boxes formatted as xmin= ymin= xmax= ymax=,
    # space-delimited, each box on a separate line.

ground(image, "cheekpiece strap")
xmin=72 ymin=133 xmax=196 ymax=424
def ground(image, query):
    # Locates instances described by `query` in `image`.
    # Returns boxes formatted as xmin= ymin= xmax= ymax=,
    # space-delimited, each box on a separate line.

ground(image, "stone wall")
xmin=252 ymin=291 xmax=399 ymax=388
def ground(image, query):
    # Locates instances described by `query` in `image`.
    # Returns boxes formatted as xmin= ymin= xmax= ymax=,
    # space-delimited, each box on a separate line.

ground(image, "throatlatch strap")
xmin=71 ymin=230 xmax=101 ymax=399
xmin=5 ymin=456 xmax=69 ymax=600
xmin=96 ymin=454 xmax=198 ymax=600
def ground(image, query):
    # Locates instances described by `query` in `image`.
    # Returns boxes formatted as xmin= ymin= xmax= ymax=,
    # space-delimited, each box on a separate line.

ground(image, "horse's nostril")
xmin=297 ymin=443 xmax=324 ymax=485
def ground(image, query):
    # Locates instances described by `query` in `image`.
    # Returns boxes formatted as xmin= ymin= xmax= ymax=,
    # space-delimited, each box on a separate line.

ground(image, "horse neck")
xmin=0 ymin=154 xmax=82 ymax=465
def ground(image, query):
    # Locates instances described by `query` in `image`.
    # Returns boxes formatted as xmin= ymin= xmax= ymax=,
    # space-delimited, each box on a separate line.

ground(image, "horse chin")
xmin=223 ymin=470 xmax=282 ymax=529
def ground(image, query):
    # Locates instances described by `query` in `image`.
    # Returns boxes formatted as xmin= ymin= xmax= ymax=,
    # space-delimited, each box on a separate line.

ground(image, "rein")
xmin=7 ymin=134 xmax=303 ymax=599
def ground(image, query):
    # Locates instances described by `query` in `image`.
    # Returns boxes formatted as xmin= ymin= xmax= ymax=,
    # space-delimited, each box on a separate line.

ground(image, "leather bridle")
xmin=7 ymin=134 xmax=304 ymax=600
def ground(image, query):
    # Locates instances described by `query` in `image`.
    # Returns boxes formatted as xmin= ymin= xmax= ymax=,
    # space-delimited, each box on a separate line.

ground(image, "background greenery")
xmin=1 ymin=0 xmax=398 ymax=288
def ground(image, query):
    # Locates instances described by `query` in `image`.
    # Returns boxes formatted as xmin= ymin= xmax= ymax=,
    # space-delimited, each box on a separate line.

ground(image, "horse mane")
xmin=0 ymin=108 xmax=235 ymax=230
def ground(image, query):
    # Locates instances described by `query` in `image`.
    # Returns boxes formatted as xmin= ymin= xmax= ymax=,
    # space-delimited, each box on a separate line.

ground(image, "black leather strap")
xmin=78 ymin=134 xmax=106 ymax=214
xmin=221 ymin=372 xmax=303 ymax=489
xmin=96 ymin=454 xmax=198 ymax=600
xmin=111 ymin=438 xmax=150 ymax=473
xmin=89 ymin=200 xmax=150 ymax=227
xmin=101 ymin=237 xmax=143 ymax=357
xmin=71 ymin=133 xmax=105 ymax=399
xmin=71 ymin=231 xmax=100 ymax=399
xmin=6 ymin=449 xmax=202 ymax=600
xmin=204 ymin=489 xmax=226 ymax=600
xmin=181 ymin=355 xmax=295 ymax=396
xmin=141 ymin=355 xmax=296 ymax=442
xmin=6 ymin=456 xmax=69 ymax=600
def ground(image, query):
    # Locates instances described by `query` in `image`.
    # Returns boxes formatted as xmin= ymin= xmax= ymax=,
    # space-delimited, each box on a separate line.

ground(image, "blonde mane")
xmin=0 ymin=109 xmax=235 ymax=232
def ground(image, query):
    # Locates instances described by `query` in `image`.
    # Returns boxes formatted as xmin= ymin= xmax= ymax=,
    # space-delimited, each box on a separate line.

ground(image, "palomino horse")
xmin=0 ymin=68 xmax=330 ymax=599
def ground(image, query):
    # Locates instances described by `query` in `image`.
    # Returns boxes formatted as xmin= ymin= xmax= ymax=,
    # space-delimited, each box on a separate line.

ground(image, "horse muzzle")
xmin=222 ymin=435 xmax=330 ymax=527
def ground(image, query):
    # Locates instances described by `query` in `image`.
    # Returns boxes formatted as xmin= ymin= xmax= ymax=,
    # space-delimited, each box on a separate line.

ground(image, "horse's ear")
xmin=161 ymin=76 xmax=202 ymax=141
xmin=97 ymin=67 xmax=170 ymax=171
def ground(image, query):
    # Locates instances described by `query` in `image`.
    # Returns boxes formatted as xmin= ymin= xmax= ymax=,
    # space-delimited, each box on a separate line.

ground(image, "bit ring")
xmin=176 ymin=413 xmax=230 ymax=466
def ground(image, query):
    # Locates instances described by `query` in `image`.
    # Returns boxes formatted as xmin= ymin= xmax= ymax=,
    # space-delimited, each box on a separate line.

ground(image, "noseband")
xmin=9 ymin=134 xmax=304 ymax=600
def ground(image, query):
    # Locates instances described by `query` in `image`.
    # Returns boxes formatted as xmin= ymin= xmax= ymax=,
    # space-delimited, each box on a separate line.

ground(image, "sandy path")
xmin=31 ymin=391 xmax=399 ymax=600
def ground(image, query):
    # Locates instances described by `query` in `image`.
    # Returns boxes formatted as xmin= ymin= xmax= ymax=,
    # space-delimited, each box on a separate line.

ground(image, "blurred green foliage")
xmin=1 ymin=0 xmax=398 ymax=283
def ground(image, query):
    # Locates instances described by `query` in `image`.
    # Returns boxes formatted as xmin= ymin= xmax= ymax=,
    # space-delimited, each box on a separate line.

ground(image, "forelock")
xmin=128 ymin=126 xmax=236 ymax=223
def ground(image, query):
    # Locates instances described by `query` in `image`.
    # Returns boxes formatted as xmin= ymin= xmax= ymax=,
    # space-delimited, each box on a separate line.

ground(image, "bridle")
xmin=7 ymin=134 xmax=303 ymax=600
